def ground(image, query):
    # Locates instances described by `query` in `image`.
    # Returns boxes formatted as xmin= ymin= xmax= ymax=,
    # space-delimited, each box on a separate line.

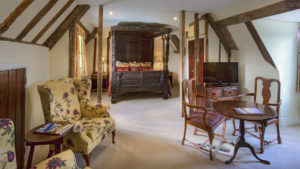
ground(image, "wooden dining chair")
xmin=181 ymin=79 xmax=226 ymax=160
xmin=233 ymin=77 xmax=282 ymax=153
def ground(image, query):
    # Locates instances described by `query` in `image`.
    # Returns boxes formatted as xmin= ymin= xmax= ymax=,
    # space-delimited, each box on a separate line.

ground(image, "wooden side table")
xmin=24 ymin=125 xmax=72 ymax=169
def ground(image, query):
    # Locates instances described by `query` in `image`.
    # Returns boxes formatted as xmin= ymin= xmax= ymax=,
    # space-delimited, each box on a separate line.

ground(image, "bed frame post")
xmin=163 ymin=33 xmax=170 ymax=99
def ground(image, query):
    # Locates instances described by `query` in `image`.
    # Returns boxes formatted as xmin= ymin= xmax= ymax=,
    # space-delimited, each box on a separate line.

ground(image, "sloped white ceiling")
xmin=76 ymin=0 xmax=246 ymax=27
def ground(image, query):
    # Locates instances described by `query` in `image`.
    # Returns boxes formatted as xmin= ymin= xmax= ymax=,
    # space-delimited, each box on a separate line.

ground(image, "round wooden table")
xmin=24 ymin=124 xmax=71 ymax=169
xmin=214 ymin=100 xmax=276 ymax=165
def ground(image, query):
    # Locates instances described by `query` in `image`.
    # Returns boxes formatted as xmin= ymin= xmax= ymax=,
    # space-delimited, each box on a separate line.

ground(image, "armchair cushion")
xmin=0 ymin=119 xmax=17 ymax=169
xmin=31 ymin=150 xmax=90 ymax=169
xmin=81 ymin=103 xmax=110 ymax=118
xmin=38 ymin=78 xmax=81 ymax=122
xmin=80 ymin=117 xmax=115 ymax=142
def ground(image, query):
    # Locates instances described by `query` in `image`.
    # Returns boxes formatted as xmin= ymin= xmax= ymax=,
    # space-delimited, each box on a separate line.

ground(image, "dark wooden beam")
xmin=0 ymin=0 xmax=34 ymax=35
xmin=107 ymin=32 xmax=111 ymax=74
xmin=216 ymin=0 xmax=300 ymax=27
xmin=44 ymin=5 xmax=90 ymax=49
xmin=205 ymin=19 xmax=209 ymax=62
xmin=78 ymin=21 xmax=90 ymax=35
xmin=93 ymin=38 xmax=97 ymax=74
xmin=97 ymin=4 xmax=103 ymax=103
xmin=86 ymin=27 xmax=98 ymax=43
xmin=32 ymin=0 xmax=75 ymax=43
xmin=0 ymin=36 xmax=45 ymax=47
xmin=16 ymin=0 xmax=58 ymax=41
xmin=245 ymin=21 xmax=277 ymax=69
xmin=194 ymin=13 xmax=200 ymax=85
xmin=180 ymin=10 xmax=185 ymax=117
xmin=202 ymin=13 xmax=239 ymax=57
xmin=68 ymin=23 xmax=76 ymax=77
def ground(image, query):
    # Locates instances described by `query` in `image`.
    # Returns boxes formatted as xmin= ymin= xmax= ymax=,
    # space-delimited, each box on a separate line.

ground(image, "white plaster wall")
xmin=254 ymin=19 xmax=300 ymax=125
xmin=49 ymin=31 xmax=69 ymax=79
xmin=0 ymin=41 xmax=50 ymax=132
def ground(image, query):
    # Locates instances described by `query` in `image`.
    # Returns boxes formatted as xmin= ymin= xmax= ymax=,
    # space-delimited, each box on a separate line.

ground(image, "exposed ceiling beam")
xmin=32 ymin=0 xmax=75 ymax=43
xmin=44 ymin=5 xmax=90 ymax=49
xmin=86 ymin=27 xmax=98 ymax=43
xmin=216 ymin=0 xmax=300 ymax=27
xmin=16 ymin=0 xmax=58 ymax=41
xmin=202 ymin=14 xmax=238 ymax=57
xmin=0 ymin=0 xmax=34 ymax=35
xmin=245 ymin=21 xmax=277 ymax=69
xmin=0 ymin=36 xmax=45 ymax=47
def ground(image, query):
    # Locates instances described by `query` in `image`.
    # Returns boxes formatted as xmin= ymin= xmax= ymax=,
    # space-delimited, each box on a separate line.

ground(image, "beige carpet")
xmin=32 ymin=87 xmax=300 ymax=169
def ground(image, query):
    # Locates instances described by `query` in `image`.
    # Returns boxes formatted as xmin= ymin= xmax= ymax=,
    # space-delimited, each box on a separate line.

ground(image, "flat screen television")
xmin=203 ymin=62 xmax=238 ymax=84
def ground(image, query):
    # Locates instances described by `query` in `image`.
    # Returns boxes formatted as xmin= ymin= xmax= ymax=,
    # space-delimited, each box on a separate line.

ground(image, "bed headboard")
xmin=112 ymin=28 xmax=154 ymax=64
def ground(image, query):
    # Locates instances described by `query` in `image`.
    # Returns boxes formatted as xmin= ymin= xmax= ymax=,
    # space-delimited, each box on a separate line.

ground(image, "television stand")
xmin=197 ymin=84 xmax=238 ymax=108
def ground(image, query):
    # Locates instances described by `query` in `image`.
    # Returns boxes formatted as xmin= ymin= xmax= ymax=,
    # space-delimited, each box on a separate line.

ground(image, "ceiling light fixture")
xmin=109 ymin=11 xmax=114 ymax=16
xmin=173 ymin=16 xmax=178 ymax=21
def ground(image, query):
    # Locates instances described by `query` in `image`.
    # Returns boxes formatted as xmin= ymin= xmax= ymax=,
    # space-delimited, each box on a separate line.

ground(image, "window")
xmin=74 ymin=24 xmax=87 ymax=78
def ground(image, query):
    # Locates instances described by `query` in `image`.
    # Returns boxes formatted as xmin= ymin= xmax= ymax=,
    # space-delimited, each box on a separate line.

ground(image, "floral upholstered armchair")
xmin=0 ymin=119 xmax=17 ymax=169
xmin=31 ymin=149 xmax=90 ymax=169
xmin=38 ymin=78 xmax=116 ymax=166
xmin=0 ymin=119 xmax=90 ymax=169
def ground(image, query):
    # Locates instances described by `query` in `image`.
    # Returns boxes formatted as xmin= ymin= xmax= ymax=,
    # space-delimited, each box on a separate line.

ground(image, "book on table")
xmin=34 ymin=123 xmax=73 ymax=135
xmin=234 ymin=107 xmax=265 ymax=115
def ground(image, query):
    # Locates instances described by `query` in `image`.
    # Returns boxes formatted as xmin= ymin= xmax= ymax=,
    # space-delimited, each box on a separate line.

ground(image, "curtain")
xmin=74 ymin=24 xmax=88 ymax=78
xmin=297 ymin=23 xmax=300 ymax=92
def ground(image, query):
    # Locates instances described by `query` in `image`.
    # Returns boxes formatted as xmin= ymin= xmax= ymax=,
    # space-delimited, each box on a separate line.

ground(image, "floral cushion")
xmin=31 ymin=150 xmax=90 ymax=169
xmin=38 ymin=78 xmax=81 ymax=123
xmin=79 ymin=117 xmax=115 ymax=142
xmin=0 ymin=119 xmax=17 ymax=169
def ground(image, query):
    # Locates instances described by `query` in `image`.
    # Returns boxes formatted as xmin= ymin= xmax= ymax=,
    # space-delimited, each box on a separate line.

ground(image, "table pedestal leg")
xmin=226 ymin=120 xmax=270 ymax=165
xmin=26 ymin=145 xmax=35 ymax=169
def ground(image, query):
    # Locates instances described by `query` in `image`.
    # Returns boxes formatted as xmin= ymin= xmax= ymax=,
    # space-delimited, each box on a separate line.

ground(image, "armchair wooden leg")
xmin=258 ymin=124 xmax=265 ymax=154
xmin=232 ymin=118 xmax=236 ymax=136
xmin=276 ymin=122 xmax=282 ymax=144
xmin=182 ymin=123 xmax=187 ymax=145
xmin=82 ymin=153 xmax=92 ymax=166
xmin=222 ymin=120 xmax=227 ymax=143
xmin=208 ymin=132 xmax=214 ymax=161
xmin=112 ymin=129 xmax=116 ymax=144
xmin=254 ymin=124 xmax=258 ymax=132
xmin=193 ymin=128 xmax=197 ymax=135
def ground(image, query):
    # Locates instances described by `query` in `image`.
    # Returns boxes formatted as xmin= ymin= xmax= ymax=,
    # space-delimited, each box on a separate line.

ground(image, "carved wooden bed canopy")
xmin=110 ymin=22 xmax=172 ymax=103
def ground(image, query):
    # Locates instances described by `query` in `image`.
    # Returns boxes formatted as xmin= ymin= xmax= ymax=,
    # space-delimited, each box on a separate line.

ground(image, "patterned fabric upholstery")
xmin=31 ymin=150 xmax=91 ymax=169
xmin=0 ymin=119 xmax=17 ymax=169
xmin=38 ymin=78 xmax=81 ymax=123
xmin=38 ymin=78 xmax=115 ymax=155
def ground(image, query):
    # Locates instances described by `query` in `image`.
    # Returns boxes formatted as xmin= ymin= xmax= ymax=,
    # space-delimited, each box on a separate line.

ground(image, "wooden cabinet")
xmin=200 ymin=85 xmax=238 ymax=108
xmin=0 ymin=68 xmax=26 ymax=169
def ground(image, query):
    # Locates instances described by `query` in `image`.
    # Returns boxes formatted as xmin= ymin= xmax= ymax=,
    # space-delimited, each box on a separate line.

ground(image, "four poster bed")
xmin=110 ymin=23 xmax=172 ymax=103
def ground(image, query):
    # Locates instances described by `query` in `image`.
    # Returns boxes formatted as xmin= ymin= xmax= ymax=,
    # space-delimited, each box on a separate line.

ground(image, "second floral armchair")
xmin=38 ymin=78 xmax=116 ymax=166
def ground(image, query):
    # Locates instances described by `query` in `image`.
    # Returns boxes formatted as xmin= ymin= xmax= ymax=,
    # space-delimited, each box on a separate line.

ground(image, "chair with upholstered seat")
xmin=233 ymin=77 xmax=282 ymax=153
xmin=38 ymin=78 xmax=116 ymax=166
xmin=181 ymin=79 xmax=226 ymax=160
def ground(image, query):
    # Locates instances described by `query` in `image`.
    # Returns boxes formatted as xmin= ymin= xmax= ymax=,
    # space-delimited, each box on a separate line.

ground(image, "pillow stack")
xmin=115 ymin=61 xmax=153 ymax=72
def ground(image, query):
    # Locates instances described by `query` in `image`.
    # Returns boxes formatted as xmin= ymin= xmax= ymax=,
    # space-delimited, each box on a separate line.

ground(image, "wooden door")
xmin=188 ymin=39 xmax=205 ymax=85
xmin=0 ymin=68 xmax=26 ymax=169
